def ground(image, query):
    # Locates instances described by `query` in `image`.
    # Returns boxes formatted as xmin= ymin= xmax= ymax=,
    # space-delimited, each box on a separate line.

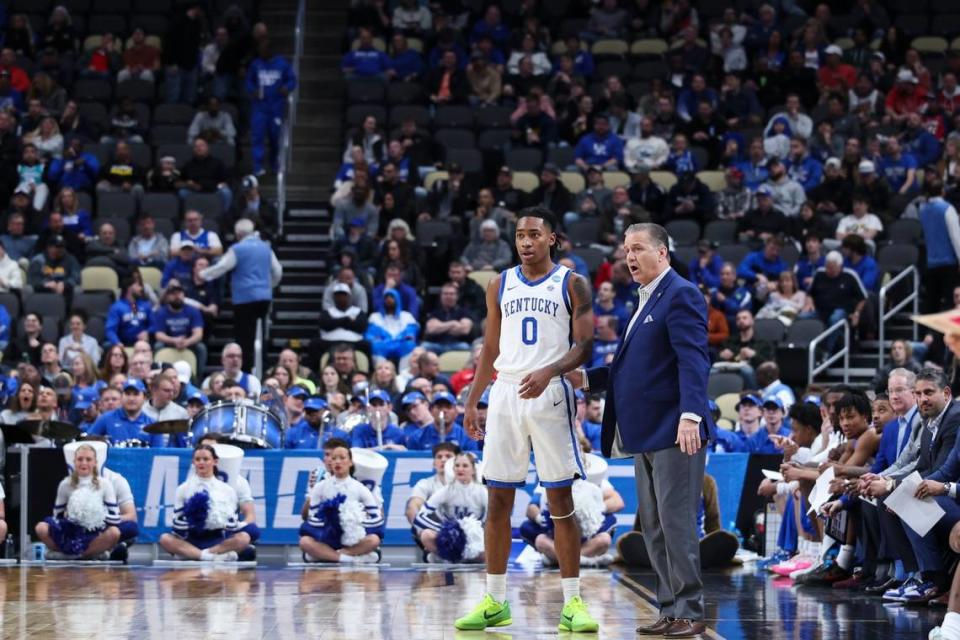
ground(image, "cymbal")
xmin=15 ymin=419 xmax=81 ymax=440
xmin=81 ymin=434 xmax=110 ymax=442
xmin=144 ymin=420 xmax=190 ymax=435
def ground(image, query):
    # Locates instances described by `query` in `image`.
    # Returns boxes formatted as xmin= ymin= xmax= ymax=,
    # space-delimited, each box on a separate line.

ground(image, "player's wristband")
xmin=580 ymin=368 xmax=589 ymax=392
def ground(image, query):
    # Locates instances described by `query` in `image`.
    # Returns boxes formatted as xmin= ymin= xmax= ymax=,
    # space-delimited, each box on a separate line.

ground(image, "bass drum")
xmin=191 ymin=401 xmax=283 ymax=449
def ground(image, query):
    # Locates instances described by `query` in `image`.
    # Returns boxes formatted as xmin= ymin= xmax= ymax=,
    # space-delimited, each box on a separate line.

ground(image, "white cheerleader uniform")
xmin=413 ymin=480 xmax=487 ymax=533
xmin=44 ymin=475 xmax=121 ymax=554
xmin=171 ymin=475 xmax=241 ymax=549
xmin=301 ymin=475 xmax=384 ymax=549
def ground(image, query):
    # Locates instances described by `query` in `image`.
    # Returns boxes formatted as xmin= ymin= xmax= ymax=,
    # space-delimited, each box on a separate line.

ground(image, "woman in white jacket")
xmin=0 ymin=243 xmax=22 ymax=292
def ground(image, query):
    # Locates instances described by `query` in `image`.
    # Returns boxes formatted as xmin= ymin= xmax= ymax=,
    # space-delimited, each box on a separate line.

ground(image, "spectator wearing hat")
xmin=573 ymin=113 xmax=624 ymax=173
xmin=664 ymin=171 xmax=713 ymax=226
xmin=147 ymin=155 xmax=182 ymax=193
xmin=461 ymin=220 xmax=512 ymax=272
xmin=351 ymin=390 xmax=406 ymax=449
xmin=152 ymin=283 xmax=207 ymax=371
xmin=737 ymin=235 xmax=787 ymax=286
xmin=466 ymin=50 xmax=501 ymax=106
xmin=105 ymin=277 xmax=153 ymax=347
xmin=285 ymin=396 xmax=348 ymax=449
xmin=281 ymin=385 xmax=308 ymax=426
xmin=819 ymin=45 xmax=857 ymax=92
xmin=716 ymin=309 xmax=775 ymax=389
xmin=689 ymin=240 xmax=723 ymax=289
xmin=162 ymin=240 xmax=197 ymax=288
xmin=804 ymin=251 xmax=868 ymax=347
xmin=716 ymin=167 xmax=751 ymax=220
xmin=856 ymin=158 xmax=892 ymax=214
xmin=333 ymin=216 xmax=377 ymax=268
xmin=407 ymin=391 xmax=478 ymax=452
xmin=763 ymin=157 xmax=805 ymax=217
xmin=86 ymin=379 xmax=157 ymax=446
xmin=317 ymin=281 xmax=369 ymax=359
xmin=387 ymin=34 xmax=425 ymax=82
xmin=422 ymin=282 xmax=475 ymax=355
xmin=27 ymin=233 xmax=80 ymax=298
xmin=366 ymin=287 xmax=419 ymax=369
xmin=808 ymin=157 xmax=852 ymax=217
xmin=529 ymin=163 xmax=574 ymax=223
xmin=398 ymin=391 xmax=431 ymax=447
xmin=746 ymin=396 xmax=792 ymax=454
xmin=228 ymin=175 xmax=278 ymax=237
xmin=885 ymin=68 xmax=928 ymax=125
xmin=73 ymin=387 xmax=101 ymax=433
xmin=171 ymin=209 xmax=223 ymax=259
xmin=188 ymin=96 xmax=237 ymax=147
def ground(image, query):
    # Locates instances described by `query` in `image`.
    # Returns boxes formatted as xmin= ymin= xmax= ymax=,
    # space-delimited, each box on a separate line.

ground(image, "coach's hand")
xmin=519 ymin=367 xmax=553 ymax=399
xmin=676 ymin=418 xmax=701 ymax=455
xmin=464 ymin=404 xmax=484 ymax=441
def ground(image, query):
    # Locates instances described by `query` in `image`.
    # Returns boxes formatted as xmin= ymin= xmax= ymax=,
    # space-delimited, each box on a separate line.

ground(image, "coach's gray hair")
xmin=235 ymin=218 xmax=255 ymax=238
xmin=625 ymin=223 xmax=669 ymax=249
xmin=888 ymin=367 xmax=917 ymax=387
xmin=825 ymin=250 xmax=844 ymax=266
xmin=916 ymin=367 xmax=950 ymax=389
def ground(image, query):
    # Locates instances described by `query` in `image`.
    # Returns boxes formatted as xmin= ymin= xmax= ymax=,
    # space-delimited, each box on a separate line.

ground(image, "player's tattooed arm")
xmin=549 ymin=273 xmax=595 ymax=376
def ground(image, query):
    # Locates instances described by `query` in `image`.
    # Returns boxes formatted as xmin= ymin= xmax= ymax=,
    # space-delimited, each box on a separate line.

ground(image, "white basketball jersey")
xmin=493 ymin=264 xmax=573 ymax=378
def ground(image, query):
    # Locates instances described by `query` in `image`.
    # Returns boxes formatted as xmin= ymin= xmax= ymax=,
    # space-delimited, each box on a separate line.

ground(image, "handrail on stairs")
xmin=808 ymin=319 xmax=850 ymax=385
xmin=878 ymin=266 xmax=919 ymax=368
xmin=275 ymin=0 xmax=306 ymax=238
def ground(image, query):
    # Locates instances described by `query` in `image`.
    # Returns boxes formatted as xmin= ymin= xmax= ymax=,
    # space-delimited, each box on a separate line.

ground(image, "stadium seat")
xmin=80 ymin=266 xmax=120 ymax=294
xmin=511 ymin=171 xmax=539 ymax=193
xmin=574 ymin=247 xmax=607 ymax=274
xmin=416 ymin=220 xmax=452 ymax=248
xmin=183 ymin=193 xmax=223 ymax=219
xmin=547 ymin=147 xmax=576 ymax=169
xmin=591 ymin=39 xmax=629 ymax=57
xmin=877 ymin=244 xmax=920 ymax=273
xmin=74 ymin=79 xmax=113 ymax=103
xmin=116 ymin=79 xmax=156 ymax=103
xmin=477 ymin=129 xmax=512 ymax=151
xmin=708 ymin=372 xmax=744 ymax=398
xmin=912 ymin=36 xmax=949 ymax=53
xmin=717 ymin=244 xmax=750 ymax=266
xmin=153 ymin=103 xmax=195 ymax=125
xmin=504 ymin=149 xmax=543 ymax=172
xmin=886 ymin=218 xmax=923 ymax=245
xmin=72 ymin=292 xmax=115 ymax=318
xmin=786 ymin=319 xmax=826 ymax=346
xmin=86 ymin=315 xmax=106 ymax=342
xmin=434 ymin=128 xmax=475 ymax=150
xmin=155 ymin=143 xmax=192 ymax=167
xmin=754 ymin=318 xmax=787 ymax=343
xmin=346 ymin=104 xmax=386 ymax=128
xmin=434 ymin=106 xmax=474 ymax=129
xmin=649 ymin=171 xmax=677 ymax=190
xmin=703 ymin=220 xmax=737 ymax=245
xmin=674 ymin=245 xmax=697 ymax=268
xmin=24 ymin=292 xmax=66 ymax=321
xmin=696 ymin=171 xmax=725 ymax=192
xmin=96 ymin=192 xmax=138 ymax=220
xmin=141 ymin=192 xmax=180 ymax=219
xmin=210 ymin=143 xmax=236 ymax=168
xmin=567 ymin=219 xmax=602 ymax=246
xmin=445 ymin=149 xmax=483 ymax=174
xmin=475 ymin=107 xmax=513 ymax=130
xmin=714 ymin=392 xmax=740 ymax=423
xmin=150 ymin=124 xmax=188 ymax=145
xmin=346 ymin=81 xmax=386 ymax=104
xmin=780 ymin=243 xmax=800 ymax=267
xmin=139 ymin=267 xmax=162 ymax=292
xmin=601 ymin=172 xmax=630 ymax=189
xmin=386 ymin=83 xmax=424 ymax=105
xmin=559 ymin=171 xmax=585 ymax=193
xmin=665 ymin=219 xmax=700 ymax=246
xmin=468 ymin=270 xmax=497 ymax=288
xmin=155 ymin=348 xmax=198 ymax=378
xmin=423 ymin=171 xmax=448 ymax=190
xmin=630 ymin=38 xmax=668 ymax=58
xmin=0 ymin=292 xmax=21 ymax=321
xmin=438 ymin=350 xmax=470 ymax=374
xmin=388 ymin=105 xmax=430 ymax=128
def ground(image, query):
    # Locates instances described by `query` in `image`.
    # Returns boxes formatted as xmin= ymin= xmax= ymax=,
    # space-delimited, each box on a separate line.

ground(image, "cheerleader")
xmin=158 ymin=445 xmax=252 ymax=562
xmin=413 ymin=452 xmax=487 ymax=564
xmin=0 ymin=479 xmax=7 ymax=544
xmin=197 ymin=435 xmax=261 ymax=556
xmin=35 ymin=444 xmax=122 ymax=559
xmin=299 ymin=442 xmax=384 ymax=563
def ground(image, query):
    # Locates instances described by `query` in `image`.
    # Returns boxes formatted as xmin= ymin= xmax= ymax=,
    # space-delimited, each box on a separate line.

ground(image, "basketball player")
xmin=456 ymin=206 xmax=598 ymax=632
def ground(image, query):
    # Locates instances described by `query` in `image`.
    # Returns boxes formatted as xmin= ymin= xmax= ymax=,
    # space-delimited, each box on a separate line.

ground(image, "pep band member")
xmin=158 ymin=445 xmax=253 ymax=561
xmin=35 ymin=444 xmax=122 ymax=559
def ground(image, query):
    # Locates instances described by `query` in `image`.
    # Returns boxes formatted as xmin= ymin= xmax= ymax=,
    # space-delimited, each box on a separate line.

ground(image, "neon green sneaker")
xmin=558 ymin=596 xmax=599 ymax=633
xmin=454 ymin=593 xmax=513 ymax=630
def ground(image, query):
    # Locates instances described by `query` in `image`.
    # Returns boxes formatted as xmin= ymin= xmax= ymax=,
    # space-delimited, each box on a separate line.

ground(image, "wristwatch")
xmin=945 ymin=482 xmax=954 ymax=497
xmin=580 ymin=368 xmax=589 ymax=392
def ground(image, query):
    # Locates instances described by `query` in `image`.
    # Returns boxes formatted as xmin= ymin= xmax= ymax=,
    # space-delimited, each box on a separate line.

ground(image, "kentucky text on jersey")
xmin=501 ymin=296 xmax=562 ymax=318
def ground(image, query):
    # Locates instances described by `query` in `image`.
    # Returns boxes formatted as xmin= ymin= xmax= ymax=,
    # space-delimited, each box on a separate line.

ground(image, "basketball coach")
xmin=568 ymin=222 xmax=715 ymax=638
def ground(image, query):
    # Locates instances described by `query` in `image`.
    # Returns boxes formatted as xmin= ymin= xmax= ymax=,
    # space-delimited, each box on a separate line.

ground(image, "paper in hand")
xmin=762 ymin=469 xmax=785 ymax=482
xmin=808 ymin=467 xmax=835 ymax=516
xmin=884 ymin=471 xmax=946 ymax=537
xmin=913 ymin=309 xmax=960 ymax=336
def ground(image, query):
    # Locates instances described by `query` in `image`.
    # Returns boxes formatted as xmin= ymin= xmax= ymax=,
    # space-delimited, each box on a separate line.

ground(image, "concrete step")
xmin=279 ymin=284 xmax=326 ymax=295
xmin=825 ymin=367 xmax=876 ymax=379
xmin=288 ymin=208 xmax=329 ymax=219
xmin=285 ymin=233 xmax=332 ymax=243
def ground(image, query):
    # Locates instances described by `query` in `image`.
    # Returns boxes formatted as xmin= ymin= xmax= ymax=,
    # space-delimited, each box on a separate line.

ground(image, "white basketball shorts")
xmin=481 ymin=374 xmax=586 ymax=488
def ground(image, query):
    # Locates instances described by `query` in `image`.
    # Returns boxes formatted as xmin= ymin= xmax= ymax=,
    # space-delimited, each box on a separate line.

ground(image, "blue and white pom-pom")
xmin=572 ymin=480 xmax=606 ymax=539
xmin=338 ymin=498 xmax=368 ymax=547
xmin=183 ymin=489 xmax=237 ymax=532
xmin=436 ymin=516 xmax=484 ymax=563
xmin=66 ymin=486 xmax=107 ymax=531
xmin=313 ymin=494 xmax=348 ymax=547
xmin=207 ymin=494 xmax=237 ymax=531
xmin=459 ymin=516 xmax=484 ymax=561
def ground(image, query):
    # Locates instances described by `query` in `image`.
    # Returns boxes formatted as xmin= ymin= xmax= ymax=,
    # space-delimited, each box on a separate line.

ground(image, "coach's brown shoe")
xmin=662 ymin=618 xmax=706 ymax=638
xmin=636 ymin=616 xmax=674 ymax=635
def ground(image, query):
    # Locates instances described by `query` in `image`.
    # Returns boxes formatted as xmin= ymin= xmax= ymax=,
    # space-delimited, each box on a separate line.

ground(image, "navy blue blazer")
xmin=918 ymin=401 xmax=960 ymax=482
xmin=585 ymin=268 xmax=715 ymax=456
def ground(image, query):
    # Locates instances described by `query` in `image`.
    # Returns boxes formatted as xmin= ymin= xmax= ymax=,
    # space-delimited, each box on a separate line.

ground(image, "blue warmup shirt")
xmin=283 ymin=420 xmax=349 ymax=450
xmin=737 ymin=250 xmax=787 ymax=283
xmin=87 ymin=408 xmax=157 ymax=445
xmin=341 ymin=47 xmax=392 ymax=77
xmin=785 ymin=156 xmax=823 ymax=191
xmin=105 ymin=298 xmax=153 ymax=346
xmin=574 ymin=132 xmax=624 ymax=166
xmin=350 ymin=422 xmax=406 ymax=448
xmin=151 ymin=304 xmax=203 ymax=337
xmin=582 ymin=420 xmax=602 ymax=452
xmin=407 ymin=422 xmax=479 ymax=452
xmin=246 ymin=55 xmax=297 ymax=109
xmin=746 ymin=423 xmax=792 ymax=454
xmin=877 ymin=152 xmax=918 ymax=193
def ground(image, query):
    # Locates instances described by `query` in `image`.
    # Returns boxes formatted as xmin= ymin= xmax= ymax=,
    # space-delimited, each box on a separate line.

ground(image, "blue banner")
xmin=106 ymin=450 xmax=750 ymax=545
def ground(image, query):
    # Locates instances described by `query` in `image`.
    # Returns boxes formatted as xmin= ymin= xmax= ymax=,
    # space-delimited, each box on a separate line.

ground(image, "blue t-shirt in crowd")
xmin=877 ymin=152 xmax=918 ymax=193
xmin=574 ymin=132 xmax=624 ymax=167
xmin=151 ymin=304 xmax=203 ymax=337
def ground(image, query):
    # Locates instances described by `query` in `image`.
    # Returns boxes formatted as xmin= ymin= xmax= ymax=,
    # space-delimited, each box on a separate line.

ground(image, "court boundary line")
xmin=613 ymin=571 xmax=726 ymax=640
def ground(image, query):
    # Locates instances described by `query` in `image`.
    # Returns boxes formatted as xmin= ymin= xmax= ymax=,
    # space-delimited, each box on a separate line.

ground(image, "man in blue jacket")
xmin=105 ymin=277 xmax=153 ymax=346
xmin=737 ymin=235 xmax=787 ymax=285
xmin=246 ymin=39 xmax=297 ymax=176
xmin=901 ymin=113 xmax=941 ymax=169
xmin=342 ymin=27 xmax=392 ymax=79
xmin=47 ymin=138 xmax=100 ymax=193
xmin=86 ymin=379 xmax=158 ymax=445
xmin=574 ymin=114 xmax=624 ymax=172
xmin=573 ymin=222 xmax=714 ymax=637
xmin=784 ymin=137 xmax=823 ymax=191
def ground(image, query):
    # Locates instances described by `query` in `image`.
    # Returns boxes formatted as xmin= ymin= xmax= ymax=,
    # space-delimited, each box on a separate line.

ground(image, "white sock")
xmin=820 ymin=536 xmax=836 ymax=563
xmin=200 ymin=549 xmax=214 ymax=561
xmin=561 ymin=577 xmax=580 ymax=602
xmin=836 ymin=544 xmax=855 ymax=570
xmin=487 ymin=573 xmax=507 ymax=603
xmin=941 ymin=612 xmax=960 ymax=640
xmin=339 ymin=552 xmax=355 ymax=564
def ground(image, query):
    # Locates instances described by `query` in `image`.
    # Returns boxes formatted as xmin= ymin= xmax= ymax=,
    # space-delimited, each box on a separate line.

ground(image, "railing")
xmin=878 ymin=265 xmax=920 ymax=368
xmin=808 ymin=319 xmax=850 ymax=385
xmin=253 ymin=317 xmax=264 ymax=381
xmin=275 ymin=0 xmax=306 ymax=237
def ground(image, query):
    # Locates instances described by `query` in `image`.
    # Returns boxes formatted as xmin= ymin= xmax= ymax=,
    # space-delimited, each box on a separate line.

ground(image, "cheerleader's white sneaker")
xmin=214 ymin=551 xmax=238 ymax=562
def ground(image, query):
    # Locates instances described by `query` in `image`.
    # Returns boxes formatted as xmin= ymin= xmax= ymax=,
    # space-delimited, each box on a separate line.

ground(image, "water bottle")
xmin=4 ymin=535 xmax=12 ymax=559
